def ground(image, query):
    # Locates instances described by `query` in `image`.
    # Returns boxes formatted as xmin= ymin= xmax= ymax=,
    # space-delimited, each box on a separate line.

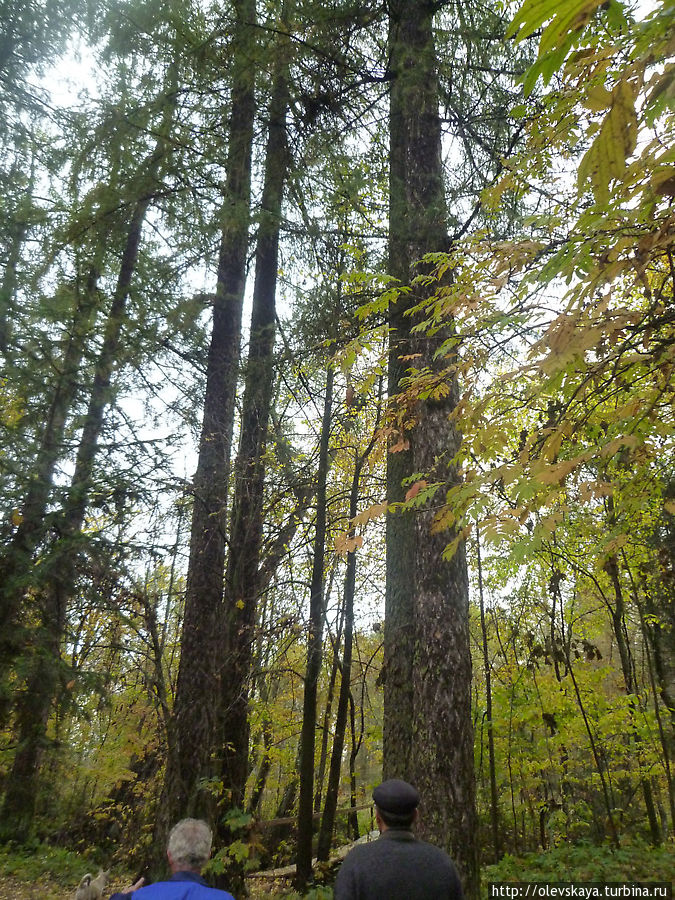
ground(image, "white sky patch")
xmin=43 ymin=38 xmax=100 ymax=108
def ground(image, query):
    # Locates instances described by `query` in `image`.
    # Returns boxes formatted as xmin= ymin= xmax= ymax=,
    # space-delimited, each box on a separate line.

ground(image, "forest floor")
xmin=0 ymin=873 xmax=54 ymax=899
xmin=0 ymin=873 xmax=294 ymax=899
xmin=0 ymin=840 xmax=673 ymax=899
xmin=0 ymin=873 xmax=303 ymax=899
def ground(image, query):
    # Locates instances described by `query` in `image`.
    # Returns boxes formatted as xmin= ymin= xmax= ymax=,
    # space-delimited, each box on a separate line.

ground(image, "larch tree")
xmin=0 ymin=43 xmax=182 ymax=842
xmin=384 ymin=2 xmax=479 ymax=896
xmin=219 ymin=0 xmax=291 ymax=824
xmin=156 ymin=0 xmax=257 ymax=850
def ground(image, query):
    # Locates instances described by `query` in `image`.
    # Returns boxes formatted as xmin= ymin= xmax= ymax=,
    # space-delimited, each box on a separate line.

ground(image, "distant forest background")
xmin=0 ymin=0 xmax=673 ymax=895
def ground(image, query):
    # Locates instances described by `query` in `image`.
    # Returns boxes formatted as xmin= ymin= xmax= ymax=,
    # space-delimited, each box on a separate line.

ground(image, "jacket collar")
xmin=170 ymin=871 xmax=208 ymax=885
xmin=380 ymin=828 xmax=416 ymax=842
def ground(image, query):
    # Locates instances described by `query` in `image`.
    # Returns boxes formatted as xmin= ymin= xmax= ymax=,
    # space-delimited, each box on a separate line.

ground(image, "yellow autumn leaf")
xmin=540 ymin=511 xmax=564 ymax=534
xmin=536 ymin=458 xmax=579 ymax=484
xmin=390 ymin=438 xmax=410 ymax=453
xmin=651 ymin=165 xmax=675 ymax=196
xmin=664 ymin=500 xmax=675 ymax=515
xmin=600 ymin=434 xmax=639 ymax=457
xmin=603 ymin=535 xmax=628 ymax=554
xmin=542 ymin=426 xmax=565 ymax=461
xmin=507 ymin=0 xmax=602 ymax=42
xmin=503 ymin=506 xmax=526 ymax=518
xmin=351 ymin=502 xmax=388 ymax=528
xmin=334 ymin=533 xmax=363 ymax=555
xmin=578 ymin=77 xmax=637 ymax=203
xmin=583 ymin=83 xmax=613 ymax=112
xmin=539 ymin=0 xmax=605 ymax=57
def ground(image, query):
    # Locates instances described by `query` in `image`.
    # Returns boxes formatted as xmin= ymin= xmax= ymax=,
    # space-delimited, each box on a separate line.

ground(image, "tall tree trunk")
xmin=348 ymin=688 xmax=362 ymax=841
xmin=635 ymin=579 xmax=675 ymax=831
xmin=296 ymin=364 xmax=334 ymax=888
xmin=317 ymin=454 xmax=359 ymax=860
xmin=0 ymin=92 xmax=171 ymax=835
xmin=0 ymin=266 xmax=99 ymax=722
xmin=638 ymin=499 xmax=675 ymax=828
xmin=218 ymin=37 xmax=290 ymax=827
xmin=604 ymin=553 xmax=661 ymax=845
xmin=314 ymin=601 xmax=344 ymax=816
xmin=0 ymin=579 xmax=64 ymax=840
xmin=156 ymin=0 xmax=257 ymax=855
xmin=0 ymin=158 xmax=34 ymax=353
xmin=384 ymin=2 xmax=478 ymax=896
xmin=317 ymin=394 xmax=379 ymax=859
xmin=476 ymin=526 xmax=501 ymax=860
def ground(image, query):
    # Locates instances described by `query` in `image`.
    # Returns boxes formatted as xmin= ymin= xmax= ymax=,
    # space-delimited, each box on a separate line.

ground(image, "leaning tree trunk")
xmin=314 ymin=601 xmax=344 ymax=816
xmin=384 ymin=2 xmax=478 ymax=897
xmin=155 ymin=0 xmax=257 ymax=859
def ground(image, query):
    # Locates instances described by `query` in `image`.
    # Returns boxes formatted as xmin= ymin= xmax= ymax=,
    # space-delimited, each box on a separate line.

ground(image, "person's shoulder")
xmin=417 ymin=838 xmax=454 ymax=858
xmin=107 ymin=881 xmax=233 ymax=899
xmin=340 ymin=838 xmax=380 ymax=867
xmin=415 ymin=840 xmax=461 ymax=871
xmin=204 ymin=886 xmax=236 ymax=899
xmin=347 ymin=836 xmax=382 ymax=856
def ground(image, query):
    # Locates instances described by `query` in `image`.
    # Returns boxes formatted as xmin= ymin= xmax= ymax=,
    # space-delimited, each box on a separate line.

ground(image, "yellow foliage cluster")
xmin=351 ymin=0 xmax=675 ymax=572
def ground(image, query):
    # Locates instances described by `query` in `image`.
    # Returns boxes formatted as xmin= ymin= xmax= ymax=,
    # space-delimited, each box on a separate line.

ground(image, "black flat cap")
xmin=373 ymin=779 xmax=420 ymax=815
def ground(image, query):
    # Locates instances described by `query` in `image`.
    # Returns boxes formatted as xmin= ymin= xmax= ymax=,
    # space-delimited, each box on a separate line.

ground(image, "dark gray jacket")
xmin=334 ymin=829 xmax=464 ymax=900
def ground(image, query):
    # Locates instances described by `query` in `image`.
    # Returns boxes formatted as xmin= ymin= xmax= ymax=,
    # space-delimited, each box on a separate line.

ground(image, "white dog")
xmin=75 ymin=870 xmax=109 ymax=900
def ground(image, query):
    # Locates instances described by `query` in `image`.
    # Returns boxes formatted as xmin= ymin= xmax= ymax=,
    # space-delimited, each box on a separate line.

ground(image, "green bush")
xmin=482 ymin=841 xmax=675 ymax=898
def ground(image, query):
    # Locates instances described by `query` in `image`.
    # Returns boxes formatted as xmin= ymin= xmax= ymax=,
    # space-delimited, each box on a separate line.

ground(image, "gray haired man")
xmin=109 ymin=818 xmax=235 ymax=900
xmin=334 ymin=779 xmax=464 ymax=900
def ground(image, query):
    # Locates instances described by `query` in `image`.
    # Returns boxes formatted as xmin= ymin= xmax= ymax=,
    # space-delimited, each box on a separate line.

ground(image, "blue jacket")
xmin=109 ymin=870 xmax=235 ymax=900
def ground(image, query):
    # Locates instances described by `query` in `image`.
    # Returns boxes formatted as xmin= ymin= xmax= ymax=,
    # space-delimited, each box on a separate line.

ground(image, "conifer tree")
xmin=385 ymin=2 xmax=478 ymax=895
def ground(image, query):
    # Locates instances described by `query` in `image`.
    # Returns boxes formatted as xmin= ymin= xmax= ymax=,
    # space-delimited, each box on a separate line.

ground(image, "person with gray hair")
xmin=108 ymin=818 xmax=236 ymax=900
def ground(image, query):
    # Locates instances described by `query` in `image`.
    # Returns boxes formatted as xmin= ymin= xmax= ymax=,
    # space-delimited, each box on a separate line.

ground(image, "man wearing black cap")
xmin=334 ymin=779 xmax=464 ymax=900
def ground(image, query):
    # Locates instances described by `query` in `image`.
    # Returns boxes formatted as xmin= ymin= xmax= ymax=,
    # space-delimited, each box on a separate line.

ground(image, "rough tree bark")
xmin=384 ymin=2 xmax=478 ymax=896
xmin=0 ymin=158 xmax=34 ymax=353
xmin=155 ymin=0 xmax=257 ymax=858
xmin=217 ymin=31 xmax=290 ymax=829
xmin=314 ymin=601 xmax=344 ymax=816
